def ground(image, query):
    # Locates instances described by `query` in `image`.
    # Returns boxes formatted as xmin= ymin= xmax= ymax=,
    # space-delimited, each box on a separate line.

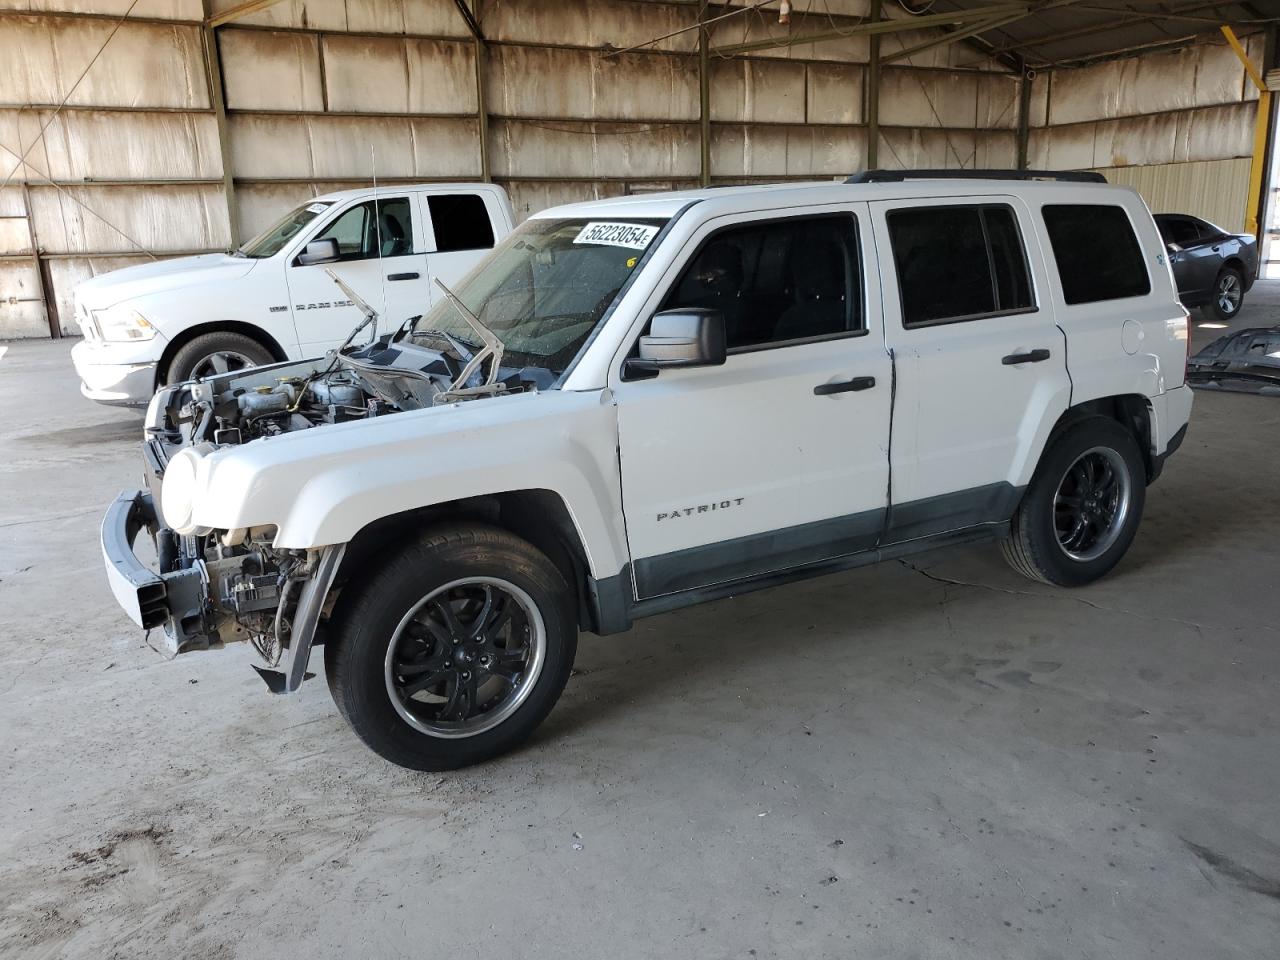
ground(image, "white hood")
xmin=75 ymin=254 xmax=258 ymax=309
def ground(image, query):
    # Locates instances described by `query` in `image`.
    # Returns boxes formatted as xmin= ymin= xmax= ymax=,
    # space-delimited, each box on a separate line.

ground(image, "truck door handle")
xmin=1002 ymin=349 xmax=1051 ymax=365
xmin=813 ymin=376 xmax=876 ymax=396
xmin=387 ymin=272 xmax=420 ymax=281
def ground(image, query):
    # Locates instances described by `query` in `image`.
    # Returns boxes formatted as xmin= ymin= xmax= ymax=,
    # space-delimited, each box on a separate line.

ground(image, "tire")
xmin=325 ymin=523 xmax=577 ymax=770
xmin=165 ymin=331 xmax=274 ymax=384
xmin=1001 ymin=417 xmax=1146 ymax=587
xmin=1205 ymin=266 xmax=1244 ymax=322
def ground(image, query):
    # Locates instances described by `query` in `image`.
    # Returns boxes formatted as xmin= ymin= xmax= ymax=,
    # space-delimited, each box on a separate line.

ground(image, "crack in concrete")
xmin=895 ymin=559 xmax=1274 ymax=639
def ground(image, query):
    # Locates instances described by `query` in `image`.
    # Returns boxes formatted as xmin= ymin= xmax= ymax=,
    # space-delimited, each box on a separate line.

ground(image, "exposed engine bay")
xmin=136 ymin=277 xmax=555 ymax=685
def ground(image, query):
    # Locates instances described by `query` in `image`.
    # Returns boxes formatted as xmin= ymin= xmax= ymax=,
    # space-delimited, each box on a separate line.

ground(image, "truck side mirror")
xmin=628 ymin=308 xmax=727 ymax=373
xmin=297 ymin=238 xmax=340 ymax=266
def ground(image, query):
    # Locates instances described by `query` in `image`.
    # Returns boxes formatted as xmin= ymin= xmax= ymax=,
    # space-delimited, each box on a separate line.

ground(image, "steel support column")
xmin=1223 ymin=24 xmax=1272 ymax=238
xmin=454 ymin=1 xmax=490 ymax=183
xmin=21 ymin=182 xmax=58 ymax=339
xmin=867 ymin=1 xmax=881 ymax=169
xmin=699 ymin=1 xmax=711 ymax=187
xmin=201 ymin=0 xmax=239 ymax=246
xmin=1016 ymin=58 xmax=1033 ymax=170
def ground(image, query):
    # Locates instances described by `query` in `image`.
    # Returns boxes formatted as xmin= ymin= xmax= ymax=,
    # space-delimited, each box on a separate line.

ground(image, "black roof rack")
xmin=846 ymin=169 xmax=1107 ymax=184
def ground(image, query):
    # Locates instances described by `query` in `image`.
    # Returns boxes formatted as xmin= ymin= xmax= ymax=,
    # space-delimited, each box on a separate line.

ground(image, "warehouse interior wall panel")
xmin=488 ymin=45 xmax=700 ymax=123
xmin=0 ymin=108 xmax=223 ymax=181
xmin=24 ymin=182 xmax=231 ymax=253
xmin=218 ymin=29 xmax=325 ymax=113
xmin=1096 ymin=158 xmax=1254 ymax=234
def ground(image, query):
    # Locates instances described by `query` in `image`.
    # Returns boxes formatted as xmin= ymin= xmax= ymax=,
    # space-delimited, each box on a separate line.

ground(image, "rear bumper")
xmin=100 ymin=490 xmax=209 ymax=655
xmin=1146 ymin=384 xmax=1193 ymax=484
xmin=72 ymin=340 xmax=158 ymax=406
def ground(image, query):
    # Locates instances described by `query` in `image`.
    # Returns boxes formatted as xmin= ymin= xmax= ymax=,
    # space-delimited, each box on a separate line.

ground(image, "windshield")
xmin=411 ymin=217 xmax=667 ymax=373
xmin=239 ymin=200 xmax=335 ymax=258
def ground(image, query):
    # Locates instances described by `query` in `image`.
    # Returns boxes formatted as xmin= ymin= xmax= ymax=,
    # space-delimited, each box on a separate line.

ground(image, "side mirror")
xmin=629 ymin=308 xmax=727 ymax=373
xmin=296 ymin=238 xmax=340 ymax=266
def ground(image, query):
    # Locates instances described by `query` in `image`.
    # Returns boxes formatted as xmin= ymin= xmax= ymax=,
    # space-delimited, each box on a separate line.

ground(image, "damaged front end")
xmin=102 ymin=488 xmax=345 ymax=693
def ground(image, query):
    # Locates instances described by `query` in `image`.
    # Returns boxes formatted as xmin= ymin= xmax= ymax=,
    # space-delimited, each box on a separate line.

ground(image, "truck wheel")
xmin=166 ymin=331 xmax=273 ymax=384
xmin=1205 ymin=266 xmax=1244 ymax=322
xmin=325 ymin=524 xmax=577 ymax=770
xmin=1001 ymin=417 xmax=1146 ymax=587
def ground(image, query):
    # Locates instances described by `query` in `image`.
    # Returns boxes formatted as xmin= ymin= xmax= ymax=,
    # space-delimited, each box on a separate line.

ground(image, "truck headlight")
xmin=160 ymin=447 xmax=211 ymax=536
xmin=93 ymin=304 xmax=156 ymax=342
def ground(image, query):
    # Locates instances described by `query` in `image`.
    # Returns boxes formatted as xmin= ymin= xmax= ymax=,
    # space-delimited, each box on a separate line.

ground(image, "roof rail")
xmin=846 ymin=169 xmax=1107 ymax=184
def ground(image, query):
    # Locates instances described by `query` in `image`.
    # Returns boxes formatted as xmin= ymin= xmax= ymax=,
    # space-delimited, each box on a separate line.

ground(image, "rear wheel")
xmin=1205 ymin=267 xmax=1244 ymax=322
xmin=325 ymin=524 xmax=577 ymax=770
xmin=166 ymin=331 xmax=273 ymax=384
xmin=1001 ymin=417 xmax=1146 ymax=587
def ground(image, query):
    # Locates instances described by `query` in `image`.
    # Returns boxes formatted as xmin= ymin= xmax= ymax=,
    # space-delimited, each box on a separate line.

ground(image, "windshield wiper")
xmin=434 ymin=279 xmax=505 ymax=399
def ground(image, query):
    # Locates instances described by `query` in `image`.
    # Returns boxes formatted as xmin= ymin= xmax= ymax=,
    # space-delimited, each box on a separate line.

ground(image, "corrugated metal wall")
xmin=0 ymin=0 xmax=1263 ymax=339
xmin=1029 ymin=38 xmax=1265 ymax=232
xmin=1097 ymin=158 xmax=1254 ymax=232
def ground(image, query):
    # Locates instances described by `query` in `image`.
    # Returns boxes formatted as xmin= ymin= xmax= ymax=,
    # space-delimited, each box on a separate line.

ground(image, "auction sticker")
xmin=574 ymin=221 xmax=660 ymax=250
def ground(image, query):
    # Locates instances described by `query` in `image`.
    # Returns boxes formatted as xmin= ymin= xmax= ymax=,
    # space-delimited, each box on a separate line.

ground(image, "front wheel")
xmin=325 ymin=524 xmax=577 ymax=770
xmin=165 ymin=331 xmax=273 ymax=384
xmin=1205 ymin=267 xmax=1244 ymax=322
xmin=1001 ymin=417 xmax=1146 ymax=587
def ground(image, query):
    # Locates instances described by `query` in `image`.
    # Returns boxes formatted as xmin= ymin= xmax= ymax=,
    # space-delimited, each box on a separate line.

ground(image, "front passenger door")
xmin=285 ymin=195 xmax=429 ymax=355
xmin=612 ymin=207 xmax=892 ymax=600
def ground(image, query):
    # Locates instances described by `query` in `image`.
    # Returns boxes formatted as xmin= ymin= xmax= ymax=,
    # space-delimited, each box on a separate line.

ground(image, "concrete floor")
xmin=1 ymin=292 xmax=1278 ymax=960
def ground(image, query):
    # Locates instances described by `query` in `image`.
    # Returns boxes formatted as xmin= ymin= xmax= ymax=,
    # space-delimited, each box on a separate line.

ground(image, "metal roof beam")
xmin=206 ymin=0 xmax=290 ymax=28
xmin=989 ymin=0 xmax=1246 ymax=57
xmin=452 ymin=0 xmax=485 ymax=41
xmin=710 ymin=4 xmax=1030 ymax=57
xmin=883 ymin=0 xmax=1085 ymax=66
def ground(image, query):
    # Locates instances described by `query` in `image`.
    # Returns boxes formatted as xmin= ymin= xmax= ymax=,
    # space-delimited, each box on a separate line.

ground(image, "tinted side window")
xmin=888 ymin=204 xmax=1034 ymax=327
xmin=1042 ymin=205 xmax=1150 ymax=304
xmin=661 ymin=215 xmax=862 ymax=350
xmin=428 ymin=194 xmax=496 ymax=252
xmin=1157 ymin=217 xmax=1199 ymax=247
xmin=315 ymin=198 xmax=413 ymax=260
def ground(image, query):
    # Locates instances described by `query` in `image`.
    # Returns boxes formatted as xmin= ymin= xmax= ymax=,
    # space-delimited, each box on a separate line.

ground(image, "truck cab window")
xmin=315 ymin=198 xmax=413 ymax=260
xmin=427 ymin=194 xmax=495 ymax=252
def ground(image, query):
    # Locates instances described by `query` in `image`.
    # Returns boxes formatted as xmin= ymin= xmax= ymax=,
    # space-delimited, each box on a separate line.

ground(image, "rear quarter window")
xmin=1042 ymin=204 xmax=1151 ymax=305
xmin=428 ymin=193 xmax=496 ymax=252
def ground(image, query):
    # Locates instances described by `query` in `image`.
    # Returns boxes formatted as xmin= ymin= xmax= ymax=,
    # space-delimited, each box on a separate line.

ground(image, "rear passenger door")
xmin=422 ymin=192 xmax=499 ymax=308
xmin=1166 ymin=216 xmax=1220 ymax=301
xmin=872 ymin=197 xmax=1071 ymax=541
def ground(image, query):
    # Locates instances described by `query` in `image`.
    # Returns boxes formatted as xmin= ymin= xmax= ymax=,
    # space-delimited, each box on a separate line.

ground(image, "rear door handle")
xmin=1002 ymin=349 xmax=1051 ymax=365
xmin=387 ymin=272 xmax=420 ymax=281
xmin=814 ymin=376 xmax=876 ymax=396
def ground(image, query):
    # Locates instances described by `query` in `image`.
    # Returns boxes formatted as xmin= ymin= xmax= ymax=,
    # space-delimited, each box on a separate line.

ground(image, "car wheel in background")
xmin=1205 ymin=267 xmax=1244 ymax=322
xmin=1001 ymin=417 xmax=1146 ymax=587
xmin=325 ymin=524 xmax=577 ymax=770
xmin=166 ymin=331 xmax=274 ymax=384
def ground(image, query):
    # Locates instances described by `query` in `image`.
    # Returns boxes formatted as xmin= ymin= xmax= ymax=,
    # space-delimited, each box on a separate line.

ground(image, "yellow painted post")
xmin=1221 ymin=25 xmax=1271 ymax=236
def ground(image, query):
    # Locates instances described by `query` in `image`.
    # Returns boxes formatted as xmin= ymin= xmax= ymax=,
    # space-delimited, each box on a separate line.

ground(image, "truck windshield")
xmin=238 ymin=200 xmax=335 ymax=258
xmin=410 ymin=217 xmax=667 ymax=374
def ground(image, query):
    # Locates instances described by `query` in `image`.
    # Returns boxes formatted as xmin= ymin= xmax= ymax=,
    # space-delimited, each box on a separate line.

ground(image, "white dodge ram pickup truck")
xmin=71 ymin=182 xmax=513 ymax=405
xmin=101 ymin=171 xmax=1193 ymax=770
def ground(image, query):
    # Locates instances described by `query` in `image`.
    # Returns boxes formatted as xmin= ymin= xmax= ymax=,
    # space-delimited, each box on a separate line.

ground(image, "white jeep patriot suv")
xmin=101 ymin=170 xmax=1193 ymax=770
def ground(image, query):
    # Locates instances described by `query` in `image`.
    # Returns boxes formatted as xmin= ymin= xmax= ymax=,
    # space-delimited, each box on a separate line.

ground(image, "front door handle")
xmin=1002 ymin=349 xmax=1051 ymax=365
xmin=387 ymin=272 xmax=420 ymax=281
xmin=814 ymin=376 xmax=876 ymax=396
